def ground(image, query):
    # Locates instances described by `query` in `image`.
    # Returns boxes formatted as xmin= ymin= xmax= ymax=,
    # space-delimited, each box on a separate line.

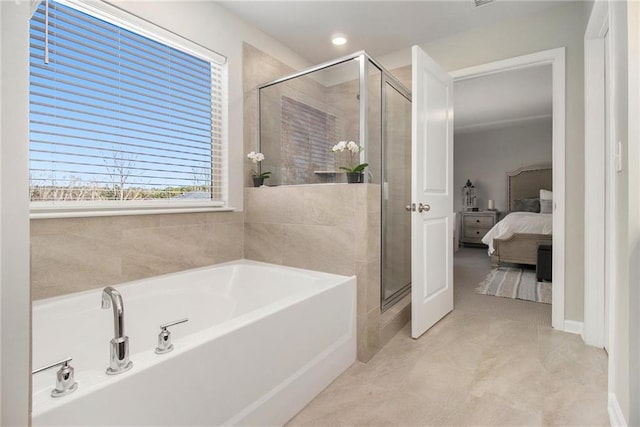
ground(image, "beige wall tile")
xmin=355 ymin=261 xmax=369 ymax=320
xmin=31 ymin=212 xmax=244 ymax=300
xmin=206 ymin=211 xmax=244 ymax=224
xmin=368 ymin=184 xmax=381 ymax=213
xmin=367 ymin=259 xmax=382 ymax=312
xmin=121 ymin=224 xmax=215 ymax=276
xmin=356 ymin=312 xmax=369 ymax=363
xmin=244 ymin=222 xmax=284 ymax=264
xmin=244 ymin=187 xmax=305 ymax=224
xmin=364 ymin=307 xmax=382 ymax=362
xmin=303 ymin=185 xmax=356 ymax=225
xmin=282 ymin=223 xmax=356 ymax=276
xmin=380 ymin=300 xmax=411 ymax=346
xmin=31 ymin=232 xmax=123 ymax=300
xmin=211 ymin=221 xmax=244 ymax=263
xmin=243 ymin=182 xmax=406 ymax=362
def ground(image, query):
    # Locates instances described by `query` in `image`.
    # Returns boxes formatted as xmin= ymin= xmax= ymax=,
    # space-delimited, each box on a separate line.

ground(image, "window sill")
xmin=30 ymin=202 xmax=235 ymax=219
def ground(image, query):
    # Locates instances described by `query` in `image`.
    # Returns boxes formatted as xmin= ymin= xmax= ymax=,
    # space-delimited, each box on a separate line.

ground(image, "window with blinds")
xmin=29 ymin=0 xmax=226 ymax=206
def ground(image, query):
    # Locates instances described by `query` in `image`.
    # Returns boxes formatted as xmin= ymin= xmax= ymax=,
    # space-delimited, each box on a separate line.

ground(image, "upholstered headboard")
xmin=506 ymin=165 xmax=552 ymax=212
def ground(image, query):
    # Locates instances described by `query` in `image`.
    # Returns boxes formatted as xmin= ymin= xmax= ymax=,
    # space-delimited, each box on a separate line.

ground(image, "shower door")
xmin=381 ymin=78 xmax=412 ymax=310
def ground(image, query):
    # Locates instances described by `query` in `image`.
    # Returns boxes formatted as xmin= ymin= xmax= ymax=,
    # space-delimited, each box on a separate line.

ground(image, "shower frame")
xmin=257 ymin=51 xmax=412 ymax=311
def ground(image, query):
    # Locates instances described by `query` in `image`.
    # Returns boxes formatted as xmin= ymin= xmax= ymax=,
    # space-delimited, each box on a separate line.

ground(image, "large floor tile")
xmin=287 ymin=248 xmax=608 ymax=426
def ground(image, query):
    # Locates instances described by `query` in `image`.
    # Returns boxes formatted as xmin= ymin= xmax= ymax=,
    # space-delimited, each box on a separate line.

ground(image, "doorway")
xmin=450 ymin=48 xmax=566 ymax=331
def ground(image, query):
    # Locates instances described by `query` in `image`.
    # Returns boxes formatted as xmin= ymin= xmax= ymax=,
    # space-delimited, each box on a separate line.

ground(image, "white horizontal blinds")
xmin=281 ymin=96 xmax=336 ymax=184
xmin=29 ymin=0 xmax=224 ymax=203
xmin=210 ymin=63 xmax=225 ymax=202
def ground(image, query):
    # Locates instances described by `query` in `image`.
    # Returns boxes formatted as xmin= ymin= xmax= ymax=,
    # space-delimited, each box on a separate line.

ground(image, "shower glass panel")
xmin=258 ymin=52 xmax=411 ymax=311
xmin=381 ymin=80 xmax=412 ymax=308
xmin=259 ymin=60 xmax=360 ymax=186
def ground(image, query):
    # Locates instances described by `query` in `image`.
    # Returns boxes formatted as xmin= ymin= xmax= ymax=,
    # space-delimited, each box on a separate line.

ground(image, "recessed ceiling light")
xmin=332 ymin=35 xmax=347 ymax=46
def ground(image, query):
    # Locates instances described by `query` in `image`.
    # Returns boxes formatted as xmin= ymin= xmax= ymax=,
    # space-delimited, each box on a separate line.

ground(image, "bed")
xmin=482 ymin=165 xmax=553 ymax=268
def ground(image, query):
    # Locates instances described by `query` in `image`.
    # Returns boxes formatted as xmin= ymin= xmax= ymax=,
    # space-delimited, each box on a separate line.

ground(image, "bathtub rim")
xmin=31 ymin=259 xmax=354 ymax=307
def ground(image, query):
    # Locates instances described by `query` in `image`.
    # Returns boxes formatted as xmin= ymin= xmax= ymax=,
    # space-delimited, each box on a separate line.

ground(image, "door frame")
xmin=583 ymin=0 xmax=611 ymax=350
xmin=583 ymin=2 xmax=624 ymax=425
xmin=450 ymin=48 xmax=566 ymax=331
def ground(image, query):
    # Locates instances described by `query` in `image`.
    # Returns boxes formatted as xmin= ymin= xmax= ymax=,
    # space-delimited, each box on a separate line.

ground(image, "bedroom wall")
xmin=379 ymin=1 xmax=592 ymax=323
xmin=453 ymin=118 xmax=552 ymax=213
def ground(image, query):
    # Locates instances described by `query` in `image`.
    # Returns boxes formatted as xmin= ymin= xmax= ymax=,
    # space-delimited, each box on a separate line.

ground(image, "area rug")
xmin=476 ymin=267 xmax=551 ymax=304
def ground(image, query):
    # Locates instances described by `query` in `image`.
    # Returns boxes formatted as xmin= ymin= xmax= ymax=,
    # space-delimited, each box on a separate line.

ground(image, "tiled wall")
xmin=244 ymin=184 xmax=409 ymax=362
xmin=30 ymin=212 xmax=243 ymax=300
xmin=247 ymin=44 xmax=361 ymax=187
xmin=243 ymin=43 xmax=297 ymax=187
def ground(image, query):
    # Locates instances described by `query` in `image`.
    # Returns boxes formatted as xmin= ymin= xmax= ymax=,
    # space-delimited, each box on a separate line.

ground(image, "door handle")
xmin=407 ymin=203 xmax=430 ymax=212
xmin=418 ymin=203 xmax=431 ymax=213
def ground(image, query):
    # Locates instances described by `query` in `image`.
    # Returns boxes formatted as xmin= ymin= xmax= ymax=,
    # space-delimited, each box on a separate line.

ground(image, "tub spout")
xmin=101 ymin=286 xmax=133 ymax=375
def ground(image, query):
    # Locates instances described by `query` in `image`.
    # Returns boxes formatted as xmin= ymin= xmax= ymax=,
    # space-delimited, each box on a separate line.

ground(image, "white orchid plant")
xmin=330 ymin=140 xmax=368 ymax=173
xmin=247 ymin=151 xmax=271 ymax=179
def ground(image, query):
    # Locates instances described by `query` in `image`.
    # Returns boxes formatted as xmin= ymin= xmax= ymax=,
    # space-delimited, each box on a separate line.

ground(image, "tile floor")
xmin=288 ymin=247 xmax=609 ymax=426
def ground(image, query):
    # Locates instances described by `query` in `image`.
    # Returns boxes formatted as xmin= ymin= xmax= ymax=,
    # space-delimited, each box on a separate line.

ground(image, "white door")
xmin=410 ymin=46 xmax=454 ymax=338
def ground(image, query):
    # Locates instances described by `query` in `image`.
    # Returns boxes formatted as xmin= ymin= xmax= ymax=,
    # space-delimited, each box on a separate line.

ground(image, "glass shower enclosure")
xmin=258 ymin=52 xmax=411 ymax=310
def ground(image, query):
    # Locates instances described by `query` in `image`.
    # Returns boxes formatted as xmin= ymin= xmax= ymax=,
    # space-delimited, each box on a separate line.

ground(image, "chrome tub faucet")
xmin=101 ymin=286 xmax=133 ymax=375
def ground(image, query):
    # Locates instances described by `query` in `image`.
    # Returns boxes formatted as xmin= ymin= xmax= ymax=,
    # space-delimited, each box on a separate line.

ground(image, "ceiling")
xmin=217 ymin=1 xmax=558 ymax=131
xmin=216 ymin=1 xmax=567 ymax=64
xmin=454 ymin=64 xmax=552 ymax=133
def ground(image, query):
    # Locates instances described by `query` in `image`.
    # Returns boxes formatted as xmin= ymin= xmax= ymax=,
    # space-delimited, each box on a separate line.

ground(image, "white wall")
xmin=0 ymin=2 xmax=31 ymax=425
xmin=379 ymin=1 xmax=591 ymax=322
xmin=111 ymin=1 xmax=312 ymax=210
xmin=608 ymin=0 xmax=640 ymax=423
xmin=628 ymin=5 xmax=640 ymax=425
xmin=454 ymin=118 xmax=552 ymax=213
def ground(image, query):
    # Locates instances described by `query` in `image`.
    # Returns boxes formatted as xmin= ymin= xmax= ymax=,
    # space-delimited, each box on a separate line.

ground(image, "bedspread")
xmin=482 ymin=212 xmax=552 ymax=254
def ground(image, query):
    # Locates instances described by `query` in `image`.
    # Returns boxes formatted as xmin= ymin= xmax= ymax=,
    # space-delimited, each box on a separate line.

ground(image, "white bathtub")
xmin=31 ymin=260 xmax=356 ymax=426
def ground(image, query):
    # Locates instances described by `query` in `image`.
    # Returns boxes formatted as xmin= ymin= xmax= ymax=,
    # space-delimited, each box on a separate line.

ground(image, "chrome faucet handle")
xmin=155 ymin=318 xmax=189 ymax=354
xmin=32 ymin=357 xmax=78 ymax=398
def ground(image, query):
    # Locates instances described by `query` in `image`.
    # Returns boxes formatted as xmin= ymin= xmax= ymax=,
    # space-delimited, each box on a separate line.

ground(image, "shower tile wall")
xmin=244 ymin=184 xmax=407 ymax=362
xmin=30 ymin=212 xmax=243 ymax=300
xmin=326 ymin=65 xmax=382 ymax=184
xmin=243 ymin=43 xmax=296 ymax=187
xmin=245 ymin=43 xmax=353 ymax=186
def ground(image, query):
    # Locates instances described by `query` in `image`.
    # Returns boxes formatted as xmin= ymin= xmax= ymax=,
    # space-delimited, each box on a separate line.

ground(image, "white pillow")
xmin=540 ymin=199 xmax=553 ymax=214
xmin=540 ymin=189 xmax=553 ymax=201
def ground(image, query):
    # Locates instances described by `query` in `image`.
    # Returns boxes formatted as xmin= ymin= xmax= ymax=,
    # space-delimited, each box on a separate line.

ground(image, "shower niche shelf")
xmin=314 ymin=170 xmax=345 ymax=175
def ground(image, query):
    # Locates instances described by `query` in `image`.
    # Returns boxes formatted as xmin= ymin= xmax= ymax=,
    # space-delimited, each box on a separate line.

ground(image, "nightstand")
xmin=459 ymin=211 xmax=499 ymax=246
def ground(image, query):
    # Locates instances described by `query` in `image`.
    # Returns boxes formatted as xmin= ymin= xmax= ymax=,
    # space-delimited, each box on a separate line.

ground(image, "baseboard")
xmin=608 ymin=392 xmax=628 ymax=426
xmin=563 ymin=320 xmax=584 ymax=337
